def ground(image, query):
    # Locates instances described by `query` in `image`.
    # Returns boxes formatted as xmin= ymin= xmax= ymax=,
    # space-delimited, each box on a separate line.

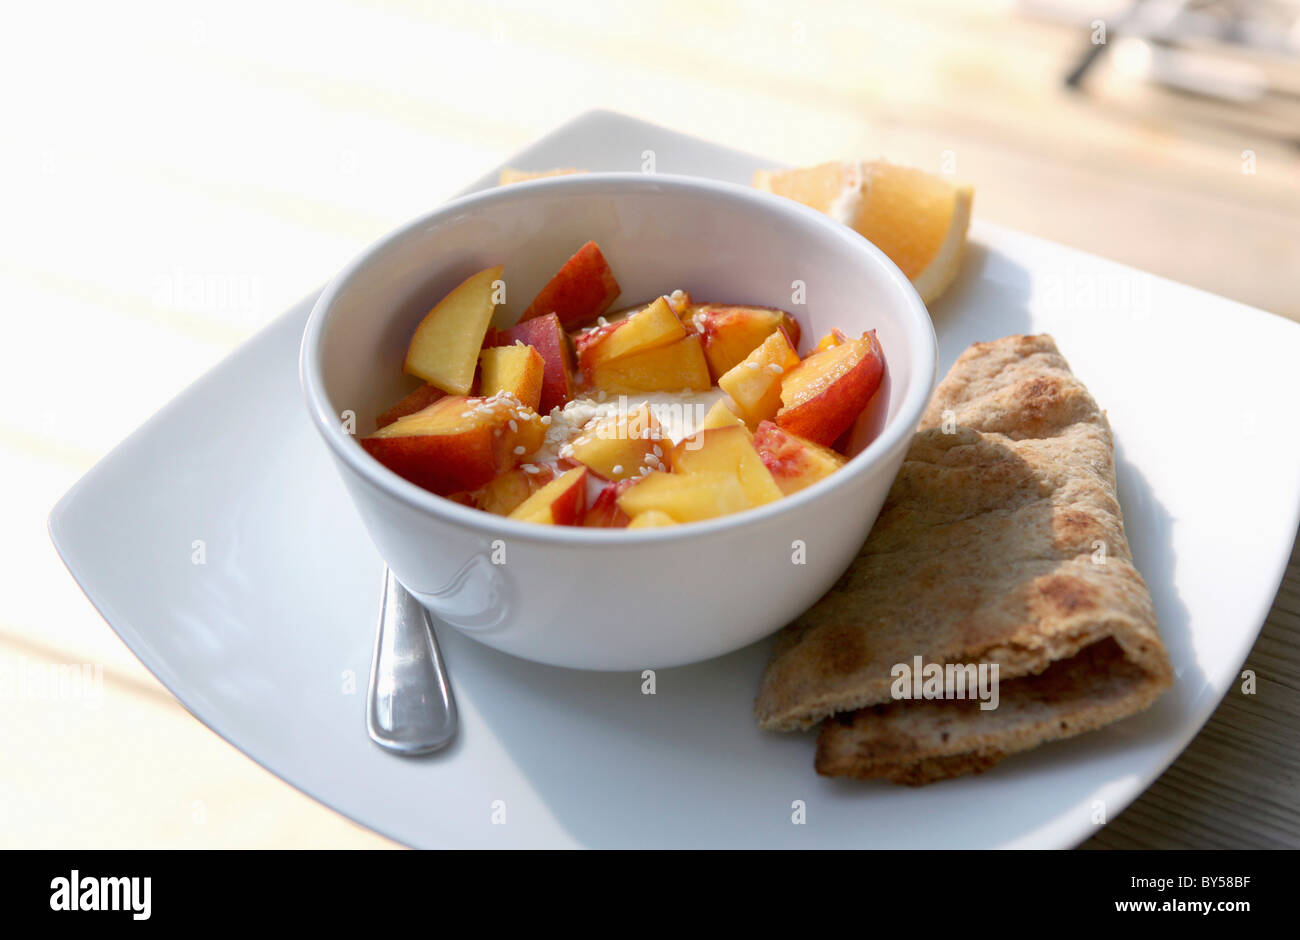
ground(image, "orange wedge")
xmin=754 ymin=160 xmax=973 ymax=305
xmin=498 ymin=167 xmax=587 ymax=185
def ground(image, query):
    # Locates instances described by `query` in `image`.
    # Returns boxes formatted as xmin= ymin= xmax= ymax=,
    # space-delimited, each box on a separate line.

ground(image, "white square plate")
xmin=50 ymin=111 xmax=1300 ymax=848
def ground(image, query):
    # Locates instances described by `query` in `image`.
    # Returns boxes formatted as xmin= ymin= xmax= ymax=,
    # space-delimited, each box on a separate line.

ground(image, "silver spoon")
xmin=366 ymin=567 xmax=458 ymax=754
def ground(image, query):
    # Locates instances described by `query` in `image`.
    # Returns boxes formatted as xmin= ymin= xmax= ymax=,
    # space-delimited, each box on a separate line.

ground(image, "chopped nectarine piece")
xmin=575 ymin=296 xmax=685 ymax=376
xmin=519 ymin=241 xmax=620 ymax=329
xmin=584 ymin=478 xmax=639 ymax=527
xmin=588 ymin=334 xmax=711 ymax=394
xmin=376 ymin=384 xmax=445 ymax=429
xmin=752 ymin=421 xmax=846 ymax=495
xmin=479 ymin=344 xmax=545 ymax=412
xmin=627 ymin=510 xmax=678 ymax=528
xmin=699 ymin=399 xmax=748 ymax=433
xmin=812 ymin=329 xmax=849 ymax=353
xmin=490 ymin=313 xmax=575 ymax=414
xmin=777 ymin=330 xmax=884 ymax=446
xmin=405 ymin=265 xmax=503 ymax=394
xmin=508 ymin=466 xmax=588 ymax=525
xmin=616 ymin=470 xmax=752 ymax=522
xmin=688 ymin=303 xmax=802 ymax=380
xmin=474 ymin=465 xmax=555 ymax=516
xmin=362 ymin=394 xmax=542 ymax=496
xmin=669 ymin=425 xmax=783 ymax=507
xmin=716 ymin=328 xmax=801 ymax=427
xmin=568 ymin=403 xmax=663 ymax=481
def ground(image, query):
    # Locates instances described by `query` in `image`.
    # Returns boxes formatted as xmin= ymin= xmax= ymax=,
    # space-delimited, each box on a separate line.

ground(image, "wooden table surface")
xmin=3 ymin=0 xmax=1297 ymax=848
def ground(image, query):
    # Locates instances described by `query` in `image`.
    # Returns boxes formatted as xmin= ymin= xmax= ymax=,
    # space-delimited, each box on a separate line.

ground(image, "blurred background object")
xmin=2 ymin=0 xmax=1296 ymax=849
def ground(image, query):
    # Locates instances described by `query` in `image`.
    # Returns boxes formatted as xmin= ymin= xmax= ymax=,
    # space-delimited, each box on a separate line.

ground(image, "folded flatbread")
xmin=754 ymin=334 xmax=1172 ymax=784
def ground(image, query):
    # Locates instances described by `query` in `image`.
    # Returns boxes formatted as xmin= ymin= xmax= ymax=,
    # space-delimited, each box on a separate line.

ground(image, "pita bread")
xmin=754 ymin=334 xmax=1171 ymax=784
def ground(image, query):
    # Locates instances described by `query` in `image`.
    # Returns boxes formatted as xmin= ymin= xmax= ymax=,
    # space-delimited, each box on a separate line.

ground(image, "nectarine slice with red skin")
xmin=776 ymin=330 xmax=884 ymax=447
xmin=519 ymin=241 xmax=621 ymax=330
xmin=508 ymin=466 xmax=588 ymax=525
xmin=688 ymin=303 xmax=802 ymax=380
xmin=405 ymin=265 xmax=503 ymax=394
xmin=479 ymin=344 xmax=545 ymax=413
xmin=753 ymin=420 xmax=847 ymax=495
xmin=490 ymin=313 xmax=576 ymax=414
xmin=362 ymin=394 xmax=544 ymax=497
xmin=375 ymin=383 xmax=446 ymax=429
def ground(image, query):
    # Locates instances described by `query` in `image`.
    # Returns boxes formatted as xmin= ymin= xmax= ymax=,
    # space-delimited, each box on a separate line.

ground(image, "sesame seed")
xmin=522 ymin=464 xmax=540 ymax=474
xmin=611 ymin=464 xmax=624 ymax=475
xmin=652 ymin=445 xmax=663 ymax=457
xmin=597 ymin=316 xmax=608 ymax=327
xmin=767 ymin=363 xmax=784 ymax=374
xmin=540 ymin=415 xmax=552 ymax=425
xmin=508 ymin=419 xmax=518 ymax=432
xmin=513 ymin=445 xmax=526 ymax=455
xmin=745 ymin=362 xmax=760 ymax=371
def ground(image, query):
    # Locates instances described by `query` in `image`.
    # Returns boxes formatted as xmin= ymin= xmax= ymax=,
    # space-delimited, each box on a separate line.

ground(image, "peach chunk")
xmin=490 ymin=312 xmax=576 ymax=414
xmin=615 ymin=470 xmax=751 ymax=523
xmin=519 ymin=241 xmax=621 ymax=330
xmin=405 ymin=265 xmax=503 ymax=394
xmin=568 ymin=403 xmax=664 ymax=481
xmin=376 ymin=383 xmax=445 ymax=429
xmin=699 ymin=399 xmax=749 ymax=433
xmin=752 ymin=420 xmax=846 ymax=495
xmin=473 ymin=465 xmax=555 ymax=516
xmin=479 ymin=344 xmax=545 ymax=412
xmin=361 ymin=394 xmax=543 ymax=496
xmin=627 ymin=510 xmax=678 ymax=528
xmin=716 ymin=328 xmax=801 ymax=427
xmin=777 ymin=330 xmax=884 ymax=446
xmin=588 ymin=334 xmax=711 ymax=395
xmin=508 ymin=466 xmax=588 ymax=525
xmin=812 ymin=328 xmax=849 ymax=354
xmin=668 ymin=425 xmax=783 ymax=508
xmin=583 ymin=478 xmax=640 ymax=528
xmin=574 ymin=296 xmax=686 ymax=376
xmin=687 ymin=303 xmax=802 ymax=380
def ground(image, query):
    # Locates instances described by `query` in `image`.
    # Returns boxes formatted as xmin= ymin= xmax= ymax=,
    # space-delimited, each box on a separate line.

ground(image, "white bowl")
xmin=301 ymin=173 xmax=935 ymax=670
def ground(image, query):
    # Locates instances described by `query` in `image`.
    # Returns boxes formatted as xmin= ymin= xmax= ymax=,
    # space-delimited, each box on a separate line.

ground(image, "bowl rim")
xmin=300 ymin=171 xmax=937 ymax=544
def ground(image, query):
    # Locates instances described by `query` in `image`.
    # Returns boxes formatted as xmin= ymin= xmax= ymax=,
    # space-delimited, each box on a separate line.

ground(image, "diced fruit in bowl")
xmin=479 ymin=344 xmax=545 ymax=412
xmin=700 ymin=399 xmax=748 ymax=433
xmin=404 ymin=265 xmax=503 ymax=394
xmin=489 ymin=312 xmax=575 ymax=414
xmin=575 ymin=296 xmax=686 ymax=375
xmin=615 ymin=471 xmax=752 ymax=523
xmin=362 ymin=239 xmax=887 ymax=525
xmin=717 ymin=329 xmax=801 ymax=427
xmin=519 ymin=241 xmax=621 ymax=329
xmin=588 ymin=334 xmax=711 ymax=394
xmin=687 ymin=303 xmax=802 ymax=380
xmin=813 ymin=329 xmax=848 ymax=354
xmin=776 ymin=330 xmax=884 ymax=447
xmin=627 ymin=510 xmax=678 ymax=528
xmin=376 ymin=383 xmax=446 ymax=429
xmin=584 ymin=478 xmax=640 ymax=528
xmin=508 ymin=466 xmax=588 ymax=525
xmin=568 ymin=403 xmax=663 ymax=481
xmin=752 ymin=421 xmax=846 ymax=495
xmin=669 ymin=425 xmax=783 ymax=508
xmin=473 ymin=464 xmax=555 ymax=516
xmin=361 ymin=394 xmax=544 ymax=496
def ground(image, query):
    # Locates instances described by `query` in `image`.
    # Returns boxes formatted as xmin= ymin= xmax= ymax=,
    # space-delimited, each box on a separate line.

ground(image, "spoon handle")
xmin=367 ymin=567 xmax=458 ymax=754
